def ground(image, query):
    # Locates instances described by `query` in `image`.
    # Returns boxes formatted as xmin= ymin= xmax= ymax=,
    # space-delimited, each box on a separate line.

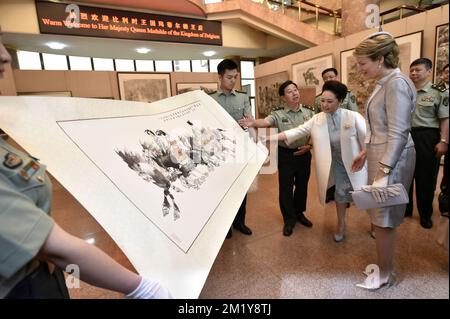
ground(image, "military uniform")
xmin=209 ymin=88 xmax=252 ymax=230
xmin=313 ymin=91 xmax=358 ymax=114
xmin=0 ymin=139 xmax=68 ymax=298
xmin=406 ymin=82 xmax=449 ymax=225
xmin=208 ymin=88 xmax=252 ymax=121
xmin=266 ymin=105 xmax=314 ymax=228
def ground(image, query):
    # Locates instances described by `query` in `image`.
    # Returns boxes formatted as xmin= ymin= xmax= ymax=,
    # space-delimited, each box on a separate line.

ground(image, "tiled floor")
xmin=46 ymin=157 xmax=449 ymax=299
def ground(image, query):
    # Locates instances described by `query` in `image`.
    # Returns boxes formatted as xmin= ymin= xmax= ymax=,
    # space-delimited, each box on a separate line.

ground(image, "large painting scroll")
xmin=0 ymin=91 xmax=267 ymax=298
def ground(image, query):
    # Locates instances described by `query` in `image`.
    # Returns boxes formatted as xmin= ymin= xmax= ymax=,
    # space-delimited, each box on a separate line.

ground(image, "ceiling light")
xmin=203 ymin=50 xmax=216 ymax=57
xmin=136 ymin=47 xmax=151 ymax=54
xmin=47 ymin=42 xmax=66 ymax=50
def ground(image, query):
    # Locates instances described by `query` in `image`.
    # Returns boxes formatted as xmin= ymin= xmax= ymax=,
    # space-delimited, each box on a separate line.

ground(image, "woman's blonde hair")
xmin=354 ymin=33 xmax=399 ymax=69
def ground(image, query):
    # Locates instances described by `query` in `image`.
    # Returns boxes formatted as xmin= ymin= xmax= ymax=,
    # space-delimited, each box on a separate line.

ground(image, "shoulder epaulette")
xmin=431 ymin=84 xmax=447 ymax=93
xmin=272 ymin=106 xmax=284 ymax=111
xmin=207 ymin=91 xmax=217 ymax=95
xmin=235 ymin=90 xmax=247 ymax=94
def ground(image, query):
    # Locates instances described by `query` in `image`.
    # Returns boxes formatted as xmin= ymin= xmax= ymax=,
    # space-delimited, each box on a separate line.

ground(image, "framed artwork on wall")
xmin=255 ymin=71 xmax=289 ymax=119
xmin=395 ymin=31 xmax=423 ymax=75
xmin=118 ymin=73 xmax=171 ymax=103
xmin=434 ymin=24 xmax=449 ymax=84
xmin=292 ymin=54 xmax=333 ymax=96
xmin=176 ymin=82 xmax=218 ymax=95
xmin=341 ymin=31 xmax=422 ymax=114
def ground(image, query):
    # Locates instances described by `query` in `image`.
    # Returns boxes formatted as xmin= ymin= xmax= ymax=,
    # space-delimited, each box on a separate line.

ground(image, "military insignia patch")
xmin=3 ymin=152 xmax=23 ymax=169
xmin=444 ymin=96 xmax=449 ymax=107
xmin=19 ymin=159 xmax=40 ymax=181
xmin=351 ymin=95 xmax=356 ymax=103
xmin=421 ymin=96 xmax=434 ymax=103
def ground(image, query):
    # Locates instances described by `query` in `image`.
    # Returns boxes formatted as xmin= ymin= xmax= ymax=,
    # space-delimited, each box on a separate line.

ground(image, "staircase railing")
xmin=204 ymin=0 xmax=449 ymax=36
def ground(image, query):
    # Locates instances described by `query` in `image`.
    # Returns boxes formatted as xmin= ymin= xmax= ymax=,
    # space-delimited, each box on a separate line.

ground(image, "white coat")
xmin=284 ymin=109 xmax=368 ymax=205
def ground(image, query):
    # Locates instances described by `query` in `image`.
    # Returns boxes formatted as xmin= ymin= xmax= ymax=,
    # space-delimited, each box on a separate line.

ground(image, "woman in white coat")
xmin=274 ymin=81 xmax=368 ymax=241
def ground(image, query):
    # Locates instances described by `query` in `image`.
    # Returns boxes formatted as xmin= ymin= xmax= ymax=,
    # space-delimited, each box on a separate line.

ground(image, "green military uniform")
xmin=313 ymin=91 xmax=358 ymax=114
xmin=266 ymin=104 xmax=314 ymax=229
xmin=266 ymin=105 xmax=314 ymax=148
xmin=208 ymin=88 xmax=252 ymax=121
xmin=0 ymin=138 xmax=54 ymax=298
xmin=209 ymin=88 xmax=252 ymax=231
xmin=406 ymin=82 xmax=449 ymax=223
xmin=412 ymin=82 xmax=449 ymax=128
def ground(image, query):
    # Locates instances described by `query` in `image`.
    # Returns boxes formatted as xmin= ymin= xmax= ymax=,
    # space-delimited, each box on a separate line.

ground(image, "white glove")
xmin=361 ymin=176 xmax=401 ymax=203
xmin=125 ymin=277 xmax=173 ymax=299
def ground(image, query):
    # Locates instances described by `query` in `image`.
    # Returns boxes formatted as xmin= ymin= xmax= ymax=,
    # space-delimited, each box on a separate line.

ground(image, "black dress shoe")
xmin=234 ymin=224 xmax=252 ymax=235
xmin=226 ymin=228 xmax=232 ymax=239
xmin=283 ymin=224 xmax=294 ymax=236
xmin=297 ymin=213 xmax=313 ymax=227
xmin=420 ymin=218 xmax=433 ymax=229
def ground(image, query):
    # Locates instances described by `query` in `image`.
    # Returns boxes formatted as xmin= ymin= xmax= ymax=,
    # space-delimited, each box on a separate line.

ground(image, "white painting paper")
xmin=59 ymin=101 xmax=253 ymax=253
xmin=0 ymin=91 xmax=267 ymax=298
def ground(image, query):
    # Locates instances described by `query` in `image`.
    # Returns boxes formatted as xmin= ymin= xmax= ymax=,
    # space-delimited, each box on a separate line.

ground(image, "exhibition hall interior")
xmin=0 ymin=0 xmax=448 ymax=299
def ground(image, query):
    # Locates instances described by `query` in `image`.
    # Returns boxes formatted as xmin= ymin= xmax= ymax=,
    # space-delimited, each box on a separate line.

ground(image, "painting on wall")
xmin=118 ymin=73 xmax=171 ymax=103
xmin=434 ymin=24 xmax=449 ymax=85
xmin=395 ymin=31 xmax=423 ymax=75
xmin=341 ymin=31 xmax=422 ymax=114
xmin=292 ymin=54 xmax=333 ymax=96
xmin=176 ymin=82 xmax=218 ymax=95
xmin=255 ymin=71 xmax=289 ymax=119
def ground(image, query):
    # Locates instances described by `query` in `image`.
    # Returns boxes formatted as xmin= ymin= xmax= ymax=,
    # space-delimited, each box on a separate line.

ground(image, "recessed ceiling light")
xmin=47 ymin=42 xmax=66 ymax=50
xmin=203 ymin=50 xmax=216 ymax=57
xmin=136 ymin=47 xmax=151 ymax=54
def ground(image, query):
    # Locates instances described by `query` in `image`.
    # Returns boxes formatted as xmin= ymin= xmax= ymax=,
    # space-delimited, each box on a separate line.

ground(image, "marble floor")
xmin=46 ymin=157 xmax=449 ymax=299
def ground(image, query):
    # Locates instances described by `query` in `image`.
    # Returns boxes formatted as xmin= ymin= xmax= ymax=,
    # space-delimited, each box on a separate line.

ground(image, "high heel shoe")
xmin=356 ymin=273 xmax=399 ymax=291
xmin=333 ymin=233 xmax=345 ymax=242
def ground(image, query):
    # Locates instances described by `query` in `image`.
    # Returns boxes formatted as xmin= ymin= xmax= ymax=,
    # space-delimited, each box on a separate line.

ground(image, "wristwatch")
xmin=379 ymin=166 xmax=392 ymax=175
xmin=440 ymin=138 xmax=449 ymax=145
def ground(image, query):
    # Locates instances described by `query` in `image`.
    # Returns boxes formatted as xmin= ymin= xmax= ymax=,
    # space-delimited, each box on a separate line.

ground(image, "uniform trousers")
xmin=406 ymin=127 xmax=441 ymax=219
xmin=233 ymin=195 xmax=247 ymax=227
xmin=277 ymin=147 xmax=311 ymax=226
xmin=5 ymin=262 xmax=70 ymax=299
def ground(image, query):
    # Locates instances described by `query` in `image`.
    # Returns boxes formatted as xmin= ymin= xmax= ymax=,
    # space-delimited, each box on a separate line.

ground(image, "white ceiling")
xmin=3 ymin=31 xmax=304 ymax=60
